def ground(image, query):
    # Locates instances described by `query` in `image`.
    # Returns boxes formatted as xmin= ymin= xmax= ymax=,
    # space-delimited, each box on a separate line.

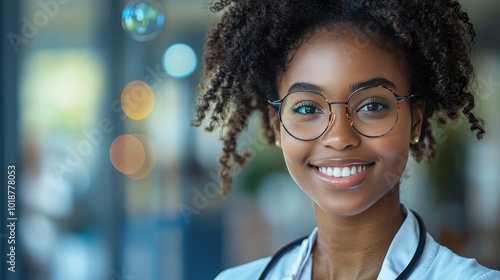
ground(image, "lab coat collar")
xmin=377 ymin=205 xmax=420 ymax=279
xmin=291 ymin=205 xmax=421 ymax=279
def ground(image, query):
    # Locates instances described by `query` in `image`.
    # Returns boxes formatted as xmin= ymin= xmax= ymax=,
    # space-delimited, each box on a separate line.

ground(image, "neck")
xmin=312 ymin=189 xmax=404 ymax=280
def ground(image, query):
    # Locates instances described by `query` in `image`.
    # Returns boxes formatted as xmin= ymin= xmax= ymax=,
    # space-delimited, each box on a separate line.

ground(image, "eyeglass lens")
xmin=279 ymin=86 xmax=400 ymax=140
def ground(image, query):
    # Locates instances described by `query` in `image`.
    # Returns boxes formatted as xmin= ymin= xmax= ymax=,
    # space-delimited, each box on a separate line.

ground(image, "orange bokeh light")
xmin=110 ymin=134 xmax=146 ymax=175
xmin=120 ymin=80 xmax=155 ymax=120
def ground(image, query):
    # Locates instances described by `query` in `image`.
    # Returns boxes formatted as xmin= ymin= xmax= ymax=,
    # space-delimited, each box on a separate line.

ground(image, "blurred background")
xmin=1 ymin=0 xmax=499 ymax=279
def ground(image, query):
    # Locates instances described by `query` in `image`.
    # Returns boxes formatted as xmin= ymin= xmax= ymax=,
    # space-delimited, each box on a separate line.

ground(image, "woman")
xmin=192 ymin=0 xmax=500 ymax=279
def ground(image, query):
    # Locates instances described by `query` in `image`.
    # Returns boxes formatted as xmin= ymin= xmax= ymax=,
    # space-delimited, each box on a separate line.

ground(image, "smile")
xmin=317 ymin=164 xmax=372 ymax=178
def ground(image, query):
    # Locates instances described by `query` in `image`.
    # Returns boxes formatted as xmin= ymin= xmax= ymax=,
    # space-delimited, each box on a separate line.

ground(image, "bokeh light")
xmin=121 ymin=0 xmax=165 ymax=42
xmin=110 ymin=134 xmax=156 ymax=179
xmin=110 ymin=134 xmax=146 ymax=175
xmin=126 ymin=134 xmax=156 ymax=180
xmin=163 ymin=43 xmax=198 ymax=78
xmin=120 ymin=80 xmax=155 ymax=120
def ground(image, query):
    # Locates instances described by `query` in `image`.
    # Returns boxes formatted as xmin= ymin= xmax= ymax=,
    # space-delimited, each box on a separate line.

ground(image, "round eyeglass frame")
xmin=268 ymin=85 xmax=419 ymax=141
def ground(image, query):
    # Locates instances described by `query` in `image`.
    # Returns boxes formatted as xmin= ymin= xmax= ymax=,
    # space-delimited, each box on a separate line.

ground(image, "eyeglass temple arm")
xmin=268 ymin=100 xmax=281 ymax=110
xmin=395 ymin=94 xmax=420 ymax=101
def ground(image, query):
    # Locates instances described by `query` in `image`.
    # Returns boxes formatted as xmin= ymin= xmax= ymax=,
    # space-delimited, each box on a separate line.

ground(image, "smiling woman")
xmin=192 ymin=0 xmax=500 ymax=279
xmin=274 ymin=30 xmax=420 ymax=218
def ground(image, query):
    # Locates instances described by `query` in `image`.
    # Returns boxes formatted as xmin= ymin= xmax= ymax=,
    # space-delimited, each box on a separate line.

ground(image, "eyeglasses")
xmin=269 ymin=85 xmax=418 ymax=141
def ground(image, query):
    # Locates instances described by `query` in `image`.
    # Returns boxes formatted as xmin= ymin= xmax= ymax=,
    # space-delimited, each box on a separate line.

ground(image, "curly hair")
xmin=192 ymin=0 xmax=485 ymax=196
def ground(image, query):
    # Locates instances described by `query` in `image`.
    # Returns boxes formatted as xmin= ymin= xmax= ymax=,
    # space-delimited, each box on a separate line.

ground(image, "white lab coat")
xmin=215 ymin=207 xmax=500 ymax=279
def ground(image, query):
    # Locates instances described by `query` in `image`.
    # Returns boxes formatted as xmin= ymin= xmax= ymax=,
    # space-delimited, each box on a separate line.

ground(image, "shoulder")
xmin=417 ymin=235 xmax=500 ymax=280
xmin=433 ymin=245 xmax=500 ymax=279
xmin=214 ymin=229 xmax=316 ymax=280
xmin=214 ymin=257 xmax=271 ymax=280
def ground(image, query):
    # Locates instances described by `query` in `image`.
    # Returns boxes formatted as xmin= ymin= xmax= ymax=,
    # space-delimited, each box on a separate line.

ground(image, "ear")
xmin=268 ymin=104 xmax=282 ymax=148
xmin=410 ymin=99 xmax=425 ymax=143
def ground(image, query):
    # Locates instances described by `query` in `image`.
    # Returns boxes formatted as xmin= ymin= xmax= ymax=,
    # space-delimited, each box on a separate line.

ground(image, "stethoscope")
xmin=258 ymin=209 xmax=427 ymax=280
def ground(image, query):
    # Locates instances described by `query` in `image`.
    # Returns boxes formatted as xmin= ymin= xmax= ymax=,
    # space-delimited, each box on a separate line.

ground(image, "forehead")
xmin=279 ymin=29 xmax=409 ymax=98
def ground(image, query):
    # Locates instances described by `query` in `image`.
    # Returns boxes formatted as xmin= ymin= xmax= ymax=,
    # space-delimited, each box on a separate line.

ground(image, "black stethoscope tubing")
xmin=258 ymin=210 xmax=427 ymax=280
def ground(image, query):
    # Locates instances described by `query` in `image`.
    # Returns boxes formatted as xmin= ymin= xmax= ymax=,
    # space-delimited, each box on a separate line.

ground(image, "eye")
xmin=292 ymin=102 xmax=324 ymax=115
xmin=357 ymin=98 xmax=390 ymax=112
xmin=360 ymin=103 xmax=385 ymax=111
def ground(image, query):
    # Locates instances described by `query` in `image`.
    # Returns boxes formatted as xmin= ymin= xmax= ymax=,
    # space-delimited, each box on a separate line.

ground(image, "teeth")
xmin=318 ymin=164 xmax=370 ymax=178
xmin=351 ymin=166 xmax=357 ymax=175
xmin=341 ymin=167 xmax=350 ymax=177
xmin=333 ymin=167 xmax=342 ymax=177
xmin=327 ymin=167 xmax=333 ymax=176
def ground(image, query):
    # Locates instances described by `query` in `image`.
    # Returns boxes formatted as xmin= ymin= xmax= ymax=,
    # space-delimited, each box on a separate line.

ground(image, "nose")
xmin=320 ymin=108 xmax=361 ymax=150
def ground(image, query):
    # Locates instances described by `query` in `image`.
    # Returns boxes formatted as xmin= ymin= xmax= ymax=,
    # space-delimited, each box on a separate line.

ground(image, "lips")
xmin=310 ymin=161 xmax=375 ymax=190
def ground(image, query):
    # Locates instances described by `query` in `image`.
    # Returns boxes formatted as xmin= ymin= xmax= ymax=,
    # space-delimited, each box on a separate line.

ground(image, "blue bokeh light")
xmin=163 ymin=43 xmax=198 ymax=79
xmin=122 ymin=0 xmax=165 ymax=42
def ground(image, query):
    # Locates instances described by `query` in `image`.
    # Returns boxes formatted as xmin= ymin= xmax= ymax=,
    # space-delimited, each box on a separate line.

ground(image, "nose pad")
xmin=328 ymin=112 xmax=336 ymax=128
xmin=320 ymin=108 xmax=360 ymax=150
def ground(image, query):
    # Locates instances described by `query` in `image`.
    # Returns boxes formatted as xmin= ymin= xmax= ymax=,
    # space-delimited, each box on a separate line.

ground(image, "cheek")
xmin=376 ymin=138 xmax=409 ymax=186
xmin=281 ymin=137 xmax=307 ymax=164
xmin=280 ymin=134 xmax=313 ymax=182
xmin=374 ymin=111 xmax=413 ymax=183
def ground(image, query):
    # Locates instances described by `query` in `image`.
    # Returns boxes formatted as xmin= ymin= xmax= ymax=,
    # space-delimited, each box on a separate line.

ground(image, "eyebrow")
xmin=286 ymin=77 xmax=396 ymax=96
xmin=287 ymin=82 xmax=324 ymax=95
xmin=350 ymin=77 xmax=396 ymax=92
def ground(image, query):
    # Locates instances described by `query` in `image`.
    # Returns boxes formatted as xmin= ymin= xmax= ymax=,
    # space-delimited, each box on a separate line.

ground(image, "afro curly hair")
xmin=192 ymin=0 xmax=485 ymax=196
